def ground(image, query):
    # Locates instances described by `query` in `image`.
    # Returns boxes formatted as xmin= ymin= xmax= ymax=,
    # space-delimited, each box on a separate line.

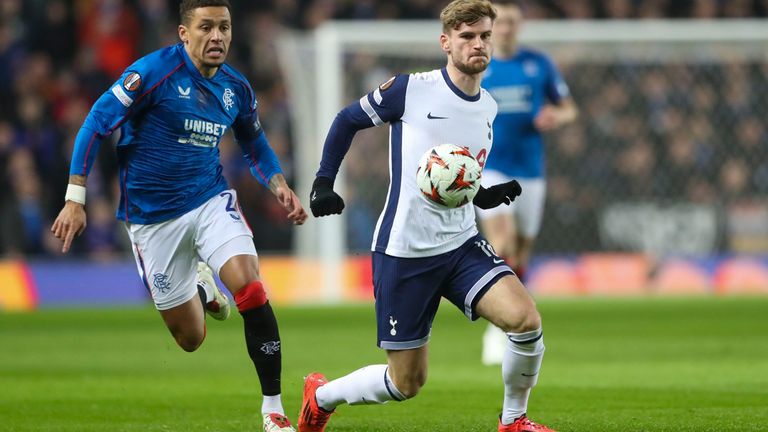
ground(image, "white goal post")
xmin=277 ymin=20 xmax=768 ymax=301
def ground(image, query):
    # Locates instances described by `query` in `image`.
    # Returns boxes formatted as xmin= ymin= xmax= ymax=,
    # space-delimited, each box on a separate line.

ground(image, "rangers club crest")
xmin=223 ymin=88 xmax=235 ymax=110
xmin=152 ymin=272 xmax=171 ymax=293
xmin=260 ymin=341 xmax=281 ymax=355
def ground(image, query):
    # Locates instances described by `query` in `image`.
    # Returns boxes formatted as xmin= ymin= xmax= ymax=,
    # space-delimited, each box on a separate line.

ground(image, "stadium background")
xmin=2 ymin=0 xmax=768 ymax=308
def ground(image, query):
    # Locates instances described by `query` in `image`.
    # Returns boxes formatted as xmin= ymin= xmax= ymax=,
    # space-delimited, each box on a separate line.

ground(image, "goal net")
xmin=278 ymin=20 xmax=768 ymax=297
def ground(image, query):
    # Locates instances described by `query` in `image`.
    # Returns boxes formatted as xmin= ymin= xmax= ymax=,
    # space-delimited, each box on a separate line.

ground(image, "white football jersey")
xmin=359 ymin=68 xmax=497 ymax=258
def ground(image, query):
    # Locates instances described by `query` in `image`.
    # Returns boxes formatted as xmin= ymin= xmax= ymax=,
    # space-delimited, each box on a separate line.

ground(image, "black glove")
xmin=473 ymin=180 xmax=522 ymax=210
xmin=310 ymin=176 xmax=345 ymax=217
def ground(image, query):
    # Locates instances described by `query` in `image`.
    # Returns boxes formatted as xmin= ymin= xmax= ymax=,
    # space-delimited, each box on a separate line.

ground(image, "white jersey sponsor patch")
xmin=111 ymin=84 xmax=134 ymax=107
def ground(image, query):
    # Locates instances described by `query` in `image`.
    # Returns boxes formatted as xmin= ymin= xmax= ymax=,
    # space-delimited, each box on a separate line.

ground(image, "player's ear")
xmin=439 ymin=33 xmax=450 ymax=54
xmin=179 ymin=25 xmax=189 ymax=44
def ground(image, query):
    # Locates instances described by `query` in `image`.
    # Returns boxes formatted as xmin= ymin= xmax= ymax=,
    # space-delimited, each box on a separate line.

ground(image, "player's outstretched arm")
xmin=269 ymin=173 xmax=308 ymax=225
xmin=51 ymin=175 xmax=88 ymax=253
xmin=310 ymin=75 xmax=406 ymax=218
xmin=53 ymin=59 xmax=156 ymax=253
xmin=473 ymin=180 xmax=522 ymax=210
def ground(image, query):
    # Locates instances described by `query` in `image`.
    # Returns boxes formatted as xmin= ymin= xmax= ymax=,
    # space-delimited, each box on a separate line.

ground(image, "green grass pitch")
xmin=1 ymin=297 xmax=767 ymax=431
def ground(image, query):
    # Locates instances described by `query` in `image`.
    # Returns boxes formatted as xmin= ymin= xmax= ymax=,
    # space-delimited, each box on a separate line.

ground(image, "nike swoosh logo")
xmin=427 ymin=112 xmax=449 ymax=120
xmin=521 ymin=372 xmax=539 ymax=377
xmin=493 ymin=258 xmax=504 ymax=264
xmin=311 ymin=191 xmax=317 ymax=201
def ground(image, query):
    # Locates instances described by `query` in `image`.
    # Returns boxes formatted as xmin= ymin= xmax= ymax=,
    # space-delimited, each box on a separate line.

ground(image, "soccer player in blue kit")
xmin=50 ymin=1 xmax=305 ymax=430
xmin=300 ymin=1 xmax=556 ymax=431
xmin=478 ymin=0 xmax=578 ymax=366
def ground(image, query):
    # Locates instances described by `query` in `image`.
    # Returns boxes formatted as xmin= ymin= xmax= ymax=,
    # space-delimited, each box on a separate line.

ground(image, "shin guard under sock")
xmin=237 ymin=281 xmax=281 ymax=396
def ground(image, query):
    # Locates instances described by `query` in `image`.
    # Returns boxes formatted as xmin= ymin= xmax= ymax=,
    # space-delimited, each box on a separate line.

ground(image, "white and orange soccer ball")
xmin=416 ymin=143 xmax=482 ymax=208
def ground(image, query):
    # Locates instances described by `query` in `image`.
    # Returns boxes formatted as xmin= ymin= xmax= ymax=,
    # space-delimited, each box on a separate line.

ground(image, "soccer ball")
xmin=416 ymin=143 xmax=481 ymax=208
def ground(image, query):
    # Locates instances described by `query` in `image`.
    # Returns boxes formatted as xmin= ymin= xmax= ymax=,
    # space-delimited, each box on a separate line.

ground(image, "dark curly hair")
xmin=179 ymin=0 xmax=231 ymax=25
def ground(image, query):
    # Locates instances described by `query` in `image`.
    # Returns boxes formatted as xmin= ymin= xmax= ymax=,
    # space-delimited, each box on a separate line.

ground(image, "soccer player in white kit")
xmin=478 ymin=0 xmax=578 ymax=366
xmin=51 ymin=1 xmax=305 ymax=430
xmin=299 ymin=1 xmax=556 ymax=431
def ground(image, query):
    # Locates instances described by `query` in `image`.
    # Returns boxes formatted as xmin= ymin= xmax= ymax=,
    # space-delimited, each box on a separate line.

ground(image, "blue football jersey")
xmin=70 ymin=43 xmax=282 ymax=224
xmin=481 ymin=47 xmax=570 ymax=178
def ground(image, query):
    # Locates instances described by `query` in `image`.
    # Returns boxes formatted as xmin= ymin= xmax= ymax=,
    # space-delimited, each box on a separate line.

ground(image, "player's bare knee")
xmin=497 ymin=307 xmax=541 ymax=333
xmin=175 ymin=333 xmax=204 ymax=352
xmin=172 ymin=327 xmax=206 ymax=352
xmin=521 ymin=310 xmax=542 ymax=333
xmin=177 ymin=340 xmax=200 ymax=352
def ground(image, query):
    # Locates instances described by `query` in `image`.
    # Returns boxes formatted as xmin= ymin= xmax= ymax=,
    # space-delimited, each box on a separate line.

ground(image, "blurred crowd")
xmin=541 ymin=60 xmax=768 ymax=252
xmin=339 ymin=55 xmax=768 ymax=253
xmin=295 ymin=0 xmax=768 ymax=21
xmin=1 ymin=0 xmax=768 ymax=258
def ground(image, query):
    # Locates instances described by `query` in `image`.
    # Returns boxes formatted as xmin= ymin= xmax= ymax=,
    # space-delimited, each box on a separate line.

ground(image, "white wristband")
xmin=65 ymin=184 xmax=86 ymax=205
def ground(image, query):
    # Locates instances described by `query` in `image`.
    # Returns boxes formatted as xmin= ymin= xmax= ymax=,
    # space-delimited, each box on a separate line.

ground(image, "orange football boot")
xmin=498 ymin=414 xmax=557 ymax=432
xmin=297 ymin=373 xmax=334 ymax=432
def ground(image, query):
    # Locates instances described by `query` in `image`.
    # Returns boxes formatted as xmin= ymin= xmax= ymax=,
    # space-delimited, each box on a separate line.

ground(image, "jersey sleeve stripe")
xmin=121 ymin=167 xmax=130 ymax=223
xmin=373 ymin=88 xmax=383 ymax=104
xmin=81 ymin=131 xmax=100 ymax=175
xmin=134 ymin=62 xmax=184 ymax=106
xmin=359 ymin=95 xmax=384 ymax=126
xmin=248 ymin=140 xmax=270 ymax=184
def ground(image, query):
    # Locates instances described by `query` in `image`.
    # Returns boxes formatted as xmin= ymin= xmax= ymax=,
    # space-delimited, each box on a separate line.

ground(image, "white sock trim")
xmin=261 ymin=394 xmax=284 ymax=415
xmin=506 ymin=328 xmax=543 ymax=345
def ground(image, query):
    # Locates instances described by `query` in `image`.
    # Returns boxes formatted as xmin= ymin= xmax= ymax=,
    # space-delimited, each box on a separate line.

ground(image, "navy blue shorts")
xmin=372 ymin=234 xmax=515 ymax=350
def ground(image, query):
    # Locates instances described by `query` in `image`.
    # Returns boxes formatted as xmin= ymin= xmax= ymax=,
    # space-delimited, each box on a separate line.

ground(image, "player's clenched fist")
xmin=473 ymin=180 xmax=522 ymax=210
xmin=309 ymin=176 xmax=345 ymax=217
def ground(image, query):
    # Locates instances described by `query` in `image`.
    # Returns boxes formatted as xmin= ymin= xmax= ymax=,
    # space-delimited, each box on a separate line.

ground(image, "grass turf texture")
xmin=1 ymin=297 xmax=767 ymax=431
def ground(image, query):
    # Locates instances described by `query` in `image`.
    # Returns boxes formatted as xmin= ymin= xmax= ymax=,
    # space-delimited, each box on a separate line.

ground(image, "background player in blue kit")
xmin=50 ymin=1 xmax=305 ymax=430
xmin=300 ymin=1 xmax=556 ymax=431
xmin=478 ymin=0 xmax=578 ymax=366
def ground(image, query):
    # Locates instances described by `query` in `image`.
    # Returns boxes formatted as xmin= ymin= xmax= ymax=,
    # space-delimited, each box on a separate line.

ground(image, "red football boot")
xmin=297 ymin=373 xmax=334 ymax=432
xmin=498 ymin=414 xmax=557 ymax=432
